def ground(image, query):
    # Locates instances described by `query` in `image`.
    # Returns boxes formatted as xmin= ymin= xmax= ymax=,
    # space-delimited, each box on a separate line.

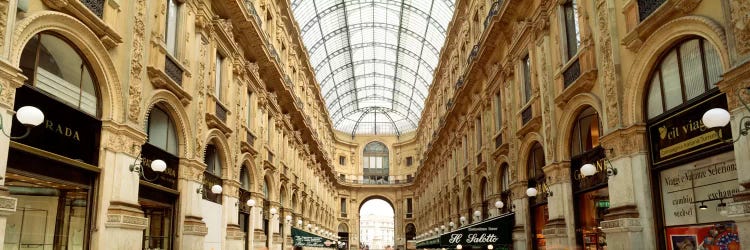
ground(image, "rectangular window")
xmin=562 ymin=0 xmax=580 ymax=60
xmin=523 ymin=55 xmax=532 ymax=103
xmin=339 ymin=156 xmax=346 ymax=165
xmin=494 ymin=93 xmax=502 ymax=130
xmin=165 ymin=0 xmax=180 ymax=55
xmin=476 ymin=117 xmax=482 ymax=149
xmin=406 ymin=198 xmax=413 ymax=218
xmin=340 ymin=198 xmax=347 ymax=215
xmin=215 ymin=53 xmax=223 ymax=100
xmin=463 ymin=136 xmax=468 ymax=163
xmin=251 ymin=91 xmax=253 ymax=128
xmin=406 ymin=156 xmax=413 ymax=166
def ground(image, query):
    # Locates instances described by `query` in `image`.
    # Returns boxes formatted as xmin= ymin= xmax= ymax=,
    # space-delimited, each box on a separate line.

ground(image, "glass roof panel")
xmin=292 ymin=0 xmax=455 ymax=135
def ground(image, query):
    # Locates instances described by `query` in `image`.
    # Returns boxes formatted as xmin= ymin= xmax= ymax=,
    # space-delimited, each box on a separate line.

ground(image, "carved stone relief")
xmin=731 ymin=0 xmax=750 ymax=55
xmin=127 ymin=0 xmax=147 ymax=123
xmin=597 ymin=0 xmax=620 ymax=129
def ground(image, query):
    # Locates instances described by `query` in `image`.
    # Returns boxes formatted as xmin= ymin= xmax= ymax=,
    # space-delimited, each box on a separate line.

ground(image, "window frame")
xmin=165 ymin=0 xmax=181 ymax=56
xmin=560 ymin=0 xmax=581 ymax=61
xmin=522 ymin=55 xmax=532 ymax=104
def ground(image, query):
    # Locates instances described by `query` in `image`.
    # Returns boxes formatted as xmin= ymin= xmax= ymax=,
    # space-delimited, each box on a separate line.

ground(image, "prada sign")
xmin=11 ymin=85 xmax=101 ymax=165
xmin=140 ymin=143 xmax=179 ymax=190
xmin=648 ymin=93 xmax=732 ymax=166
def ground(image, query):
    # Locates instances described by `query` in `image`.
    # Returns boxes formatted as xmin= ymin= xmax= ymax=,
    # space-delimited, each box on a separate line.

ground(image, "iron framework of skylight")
xmin=291 ymin=0 xmax=455 ymax=136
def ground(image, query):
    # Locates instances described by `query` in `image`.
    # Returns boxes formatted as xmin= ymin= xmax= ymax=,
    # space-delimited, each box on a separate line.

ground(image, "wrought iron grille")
xmin=467 ymin=44 xmax=480 ymax=65
xmin=521 ymin=106 xmax=533 ymax=125
xmin=164 ymin=55 xmax=183 ymax=85
xmin=455 ymin=77 xmax=464 ymax=89
xmin=81 ymin=0 xmax=105 ymax=18
xmin=215 ymin=102 xmax=228 ymax=123
xmin=246 ymin=131 xmax=256 ymax=146
xmin=563 ymin=59 xmax=581 ymax=88
xmin=495 ymin=134 xmax=503 ymax=148
xmin=484 ymin=1 xmax=502 ymax=28
xmin=637 ymin=0 xmax=666 ymax=21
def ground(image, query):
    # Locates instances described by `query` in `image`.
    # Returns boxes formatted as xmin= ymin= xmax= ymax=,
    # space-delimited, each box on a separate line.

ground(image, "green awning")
xmin=291 ymin=227 xmax=336 ymax=248
xmin=415 ymin=236 xmax=441 ymax=249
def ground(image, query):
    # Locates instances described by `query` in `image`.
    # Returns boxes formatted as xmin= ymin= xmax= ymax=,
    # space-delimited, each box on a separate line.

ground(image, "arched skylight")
xmin=291 ymin=0 xmax=455 ymax=136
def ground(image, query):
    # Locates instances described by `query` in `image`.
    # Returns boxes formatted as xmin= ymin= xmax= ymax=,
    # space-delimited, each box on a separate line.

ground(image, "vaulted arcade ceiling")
xmin=291 ymin=0 xmax=455 ymax=136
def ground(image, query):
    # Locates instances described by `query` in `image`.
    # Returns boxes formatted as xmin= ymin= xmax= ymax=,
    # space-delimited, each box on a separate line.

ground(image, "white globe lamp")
xmin=703 ymin=108 xmax=731 ymax=128
xmin=581 ymin=163 xmax=597 ymax=177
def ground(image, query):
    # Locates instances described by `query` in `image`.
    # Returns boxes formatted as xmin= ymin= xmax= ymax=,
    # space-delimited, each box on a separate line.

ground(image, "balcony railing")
xmin=467 ymin=44 xmax=480 ymax=65
xmin=637 ymin=0 xmax=666 ymax=21
xmin=494 ymin=134 xmax=503 ymax=148
xmin=215 ymin=102 xmax=228 ymax=123
xmin=521 ymin=106 xmax=532 ymax=125
xmin=341 ymin=213 xmax=348 ymax=218
xmin=484 ymin=1 xmax=502 ymax=28
xmin=406 ymin=213 xmax=413 ymax=219
xmin=267 ymin=150 xmax=274 ymax=164
xmin=340 ymin=178 xmax=414 ymax=185
xmin=455 ymin=77 xmax=464 ymax=89
xmin=246 ymin=130 xmax=256 ymax=146
xmin=164 ymin=55 xmax=183 ymax=85
xmin=81 ymin=0 xmax=105 ymax=18
xmin=563 ymin=59 xmax=581 ymax=88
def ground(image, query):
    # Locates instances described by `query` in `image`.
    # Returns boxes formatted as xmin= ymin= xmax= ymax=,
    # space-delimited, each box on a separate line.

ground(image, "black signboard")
xmin=140 ymin=143 xmax=179 ymax=190
xmin=570 ymin=146 xmax=607 ymax=193
xmin=11 ymin=85 xmax=101 ymax=165
xmin=292 ymin=227 xmax=335 ymax=248
xmin=648 ymin=93 xmax=732 ymax=166
xmin=440 ymin=213 xmax=515 ymax=247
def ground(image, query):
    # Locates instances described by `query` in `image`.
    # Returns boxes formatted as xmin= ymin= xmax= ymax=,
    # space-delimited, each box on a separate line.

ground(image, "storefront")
xmin=569 ymin=107 xmax=608 ymax=250
xmin=526 ymin=143 xmax=548 ymax=250
xmin=4 ymin=32 xmax=103 ymax=250
xmin=139 ymin=106 xmax=181 ymax=250
xmin=644 ymin=37 xmax=741 ymax=249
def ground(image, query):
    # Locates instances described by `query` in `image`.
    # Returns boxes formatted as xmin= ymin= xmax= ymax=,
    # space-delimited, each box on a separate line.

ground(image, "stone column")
xmin=269 ymin=202 xmax=282 ymax=250
xmin=509 ymin=181 xmax=528 ymax=250
xmin=225 ymin=181 xmax=243 ymax=250
xmin=0 ymin=60 xmax=24 ymax=249
xmin=94 ymin=123 xmax=149 ymax=250
xmin=180 ymin=159 xmax=208 ymax=249
xmin=598 ymin=126 xmax=655 ymax=250
xmin=718 ymin=64 xmax=750 ymax=245
xmin=541 ymin=162 xmax=574 ymax=249
xmin=251 ymin=193 xmax=267 ymax=250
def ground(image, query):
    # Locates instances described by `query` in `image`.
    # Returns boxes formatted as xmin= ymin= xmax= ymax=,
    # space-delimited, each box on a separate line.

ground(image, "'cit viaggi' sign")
xmin=440 ymin=213 xmax=514 ymax=247
xmin=648 ymin=93 xmax=732 ymax=166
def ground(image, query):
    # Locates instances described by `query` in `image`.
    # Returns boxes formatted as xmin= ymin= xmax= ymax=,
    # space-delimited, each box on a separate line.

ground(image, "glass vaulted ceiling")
xmin=291 ymin=0 xmax=455 ymax=136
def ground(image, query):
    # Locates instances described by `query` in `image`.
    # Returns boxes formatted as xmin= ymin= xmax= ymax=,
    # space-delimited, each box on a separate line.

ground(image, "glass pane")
xmin=165 ymin=0 xmax=179 ymax=55
xmin=702 ymin=41 xmax=723 ymax=86
xmin=647 ymin=74 xmax=663 ymax=119
xmin=523 ymin=56 xmax=532 ymax=103
xmin=680 ymin=39 xmax=706 ymax=100
xmin=148 ymin=108 xmax=169 ymax=151
xmin=660 ymin=50 xmax=683 ymax=110
xmin=215 ymin=54 xmax=222 ymax=99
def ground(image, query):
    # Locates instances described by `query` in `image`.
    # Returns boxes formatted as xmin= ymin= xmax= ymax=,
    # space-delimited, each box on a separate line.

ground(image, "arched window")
xmin=646 ymin=38 xmax=723 ymax=119
xmin=500 ymin=163 xmax=511 ymax=214
xmin=570 ymin=107 xmax=601 ymax=156
xmin=527 ymin=143 xmax=545 ymax=182
xmin=19 ymin=33 xmax=99 ymax=117
xmin=147 ymin=106 xmax=178 ymax=155
xmin=480 ymin=178 xmax=488 ymax=220
xmin=405 ymin=223 xmax=416 ymax=241
xmin=279 ymin=187 xmax=286 ymax=208
xmin=202 ymin=143 xmax=223 ymax=204
xmin=204 ymin=144 xmax=222 ymax=177
xmin=363 ymin=141 xmax=389 ymax=183
xmin=240 ymin=165 xmax=250 ymax=190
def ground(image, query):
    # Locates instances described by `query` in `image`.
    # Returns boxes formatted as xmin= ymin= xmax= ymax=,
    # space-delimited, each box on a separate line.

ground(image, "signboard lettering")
xmin=648 ymin=93 xmax=732 ymax=166
xmin=12 ymin=85 xmax=101 ymax=165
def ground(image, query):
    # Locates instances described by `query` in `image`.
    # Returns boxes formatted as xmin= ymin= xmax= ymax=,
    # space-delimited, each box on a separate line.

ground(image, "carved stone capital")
xmin=599 ymin=124 xmax=647 ymax=157
xmin=101 ymin=121 xmax=147 ymax=157
xmin=183 ymin=215 xmax=208 ymax=236
xmin=105 ymin=201 xmax=148 ymax=230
